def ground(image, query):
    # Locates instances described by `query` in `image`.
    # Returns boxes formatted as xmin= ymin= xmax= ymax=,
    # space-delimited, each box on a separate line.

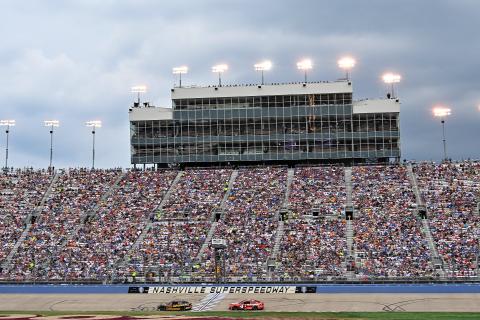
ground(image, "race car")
xmin=157 ymin=300 xmax=192 ymax=311
xmin=228 ymin=299 xmax=264 ymax=310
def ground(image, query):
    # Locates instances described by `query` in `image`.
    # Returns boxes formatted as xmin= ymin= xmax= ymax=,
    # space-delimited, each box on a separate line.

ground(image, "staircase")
xmin=218 ymin=169 xmax=238 ymax=217
xmin=406 ymin=164 xmax=425 ymax=207
xmin=1 ymin=171 xmax=60 ymax=269
xmin=156 ymin=171 xmax=184 ymax=212
xmin=284 ymin=168 xmax=295 ymax=205
xmin=344 ymin=167 xmax=353 ymax=208
xmin=195 ymin=222 xmax=218 ymax=260
xmin=270 ymin=220 xmax=284 ymax=259
xmin=344 ymin=167 xmax=356 ymax=280
xmin=407 ymin=164 xmax=445 ymax=277
xmin=264 ymin=168 xmax=293 ymax=275
xmin=196 ymin=170 xmax=238 ymax=260
xmin=345 ymin=216 xmax=356 ymax=280
xmin=62 ymin=171 xmax=126 ymax=246
xmin=346 ymin=219 xmax=354 ymax=257
xmin=421 ymin=219 xmax=445 ymax=277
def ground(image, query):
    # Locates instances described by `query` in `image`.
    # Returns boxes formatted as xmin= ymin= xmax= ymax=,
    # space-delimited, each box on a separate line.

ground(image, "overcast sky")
xmin=0 ymin=0 xmax=479 ymax=168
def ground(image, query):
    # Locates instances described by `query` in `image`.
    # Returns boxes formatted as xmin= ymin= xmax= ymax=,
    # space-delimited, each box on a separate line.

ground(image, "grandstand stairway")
xmin=1 ymin=171 xmax=60 ymax=269
xmin=344 ymin=167 xmax=356 ymax=280
xmin=61 ymin=171 xmax=126 ymax=247
xmin=271 ymin=220 xmax=284 ymax=257
xmin=196 ymin=170 xmax=238 ymax=260
xmin=421 ymin=219 xmax=446 ymax=276
xmin=407 ymin=164 xmax=446 ymax=277
xmin=284 ymin=168 xmax=294 ymax=205
xmin=264 ymin=168 xmax=292 ymax=277
xmin=344 ymin=167 xmax=353 ymax=208
xmin=407 ymin=164 xmax=425 ymax=207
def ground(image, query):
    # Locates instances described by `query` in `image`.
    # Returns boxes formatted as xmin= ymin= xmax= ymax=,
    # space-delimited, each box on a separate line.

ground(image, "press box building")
xmin=129 ymin=80 xmax=400 ymax=167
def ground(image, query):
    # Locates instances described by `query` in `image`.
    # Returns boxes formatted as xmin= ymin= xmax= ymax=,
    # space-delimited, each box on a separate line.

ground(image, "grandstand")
xmin=0 ymin=79 xmax=478 ymax=284
xmin=0 ymin=162 xmax=478 ymax=283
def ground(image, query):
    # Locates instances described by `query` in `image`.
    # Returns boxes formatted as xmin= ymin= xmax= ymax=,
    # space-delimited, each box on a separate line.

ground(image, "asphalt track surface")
xmin=1 ymin=293 xmax=480 ymax=312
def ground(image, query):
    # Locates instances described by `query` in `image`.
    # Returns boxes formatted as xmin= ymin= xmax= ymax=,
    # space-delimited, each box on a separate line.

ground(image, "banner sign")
xmin=128 ymin=285 xmax=309 ymax=294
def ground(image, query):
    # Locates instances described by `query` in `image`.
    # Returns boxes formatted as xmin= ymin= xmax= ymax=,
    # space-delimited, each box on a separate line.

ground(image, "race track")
xmin=1 ymin=293 xmax=480 ymax=312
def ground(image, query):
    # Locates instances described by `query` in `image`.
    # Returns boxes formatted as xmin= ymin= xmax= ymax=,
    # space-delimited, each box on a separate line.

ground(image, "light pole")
xmin=433 ymin=107 xmax=451 ymax=161
xmin=131 ymin=85 xmax=147 ymax=104
xmin=86 ymin=120 xmax=102 ymax=169
xmin=172 ymin=66 xmax=188 ymax=88
xmin=382 ymin=72 xmax=401 ymax=98
xmin=254 ymin=60 xmax=272 ymax=85
xmin=297 ymin=59 xmax=313 ymax=83
xmin=44 ymin=120 xmax=60 ymax=169
xmin=212 ymin=64 xmax=228 ymax=87
xmin=338 ymin=56 xmax=356 ymax=80
xmin=0 ymin=120 xmax=15 ymax=170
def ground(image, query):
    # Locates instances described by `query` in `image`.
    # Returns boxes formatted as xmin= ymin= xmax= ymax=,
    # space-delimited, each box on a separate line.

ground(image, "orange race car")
xmin=229 ymin=299 xmax=265 ymax=311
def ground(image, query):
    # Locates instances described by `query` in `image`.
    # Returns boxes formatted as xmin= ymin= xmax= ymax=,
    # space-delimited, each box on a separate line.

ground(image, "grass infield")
xmin=1 ymin=311 xmax=480 ymax=319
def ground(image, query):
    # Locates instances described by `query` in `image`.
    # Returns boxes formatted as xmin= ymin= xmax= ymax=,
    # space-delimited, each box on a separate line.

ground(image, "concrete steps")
xmin=407 ymin=163 xmax=445 ymax=277
xmin=196 ymin=221 xmax=218 ymax=260
xmin=155 ymin=171 xmax=184 ymax=216
xmin=271 ymin=220 xmax=284 ymax=258
xmin=346 ymin=219 xmax=353 ymax=256
xmin=284 ymin=168 xmax=295 ymax=206
xmin=196 ymin=170 xmax=238 ymax=260
xmin=344 ymin=167 xmax=353 ymax=207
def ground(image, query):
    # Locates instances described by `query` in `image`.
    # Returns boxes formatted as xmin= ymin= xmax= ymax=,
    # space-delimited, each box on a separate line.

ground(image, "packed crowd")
xmin=415 ymin=161 xmax=480 ymax=277
xmin=161 ymin=169 xmax=232 ymax=220
xmin=127 ymin=221 xmax=209 ymax=278
xmin=56 ymin=170 xmax=178 ymax=280
xmin=0 ymin=170 xmax=52 ymax=261
xmin=198 ymin=167 xmax=287 ymax=277
xmin=289 ymin=166 xmax=346 ymax=217
xmin=7 ymin=169 xmax=121 ymax=279
xmin=0 ymin=163 xmax=477 ymax=281
xmin=352 ymin=166 xmax=434 ymax=278
xmin=277 ymin=219 xmax=346 ymax=279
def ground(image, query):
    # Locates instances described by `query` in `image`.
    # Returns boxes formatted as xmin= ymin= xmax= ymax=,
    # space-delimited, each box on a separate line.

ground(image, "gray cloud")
xmin=0 ymin=0 xmax=479 ymax=168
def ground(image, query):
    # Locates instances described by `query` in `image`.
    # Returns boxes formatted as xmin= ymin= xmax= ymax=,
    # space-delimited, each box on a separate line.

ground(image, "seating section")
xmin=352 ymin=166 xmax=433 ymax=278
xmin=125 ymin=169 xmax=231 ymax=278
xmin=7 ymin=169 xmax=120 ymax=280
xmin=198 ymin=167 xmax=287 ymax=278
xmin=277 ymin=167 xmax=346 ymax=279
xmin=415 ymin=161 xmax=480 ymax=277
xmin=0 ymin=163 xmax=478 ymax=281
xmin=277 ymin=219 xmax=346 ymax=279
xmin=0 ymin=170 xmax=51 ymax=261
xmin=161 ymin=169 xmax=232 ymax=220
xmin=289 ymin=166 xmax=345 ymax=217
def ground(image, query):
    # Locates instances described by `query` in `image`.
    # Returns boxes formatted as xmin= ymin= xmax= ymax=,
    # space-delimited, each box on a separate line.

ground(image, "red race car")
xmin=229 ymin=299 xmax=265 ymax=311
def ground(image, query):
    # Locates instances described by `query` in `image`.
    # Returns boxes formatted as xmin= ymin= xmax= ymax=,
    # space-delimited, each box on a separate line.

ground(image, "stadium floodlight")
xmin=44 ymin=120 xmax=60 ymax=169
xmin=0 ymin=120 xmax=15 ymax=170
xmin=297 ymin=59 xmax=313 ymax=83
xmin=86 ymin=120 xmax=102 ymax=169
xmin=254 ymin=60 xmax=272 ymax=85
xmin=172 ymin=66 xmax=188 ymax=87
xmin=337 ymin=56 xmax=356 ymax=80
xmin=212 ymin=64 xmax=228 ymax=87
xmin=433 ymin=106 xmax=452 ymax=161
xmin=382 ymin=72 xmax=401 ymax=98
xmin=131 ymin=85 xmax=147 ymax=103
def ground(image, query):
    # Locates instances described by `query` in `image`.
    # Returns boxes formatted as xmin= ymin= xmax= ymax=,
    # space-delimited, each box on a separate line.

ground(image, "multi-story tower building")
xmin=129 ymin=79 xmax=400 ymax=167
